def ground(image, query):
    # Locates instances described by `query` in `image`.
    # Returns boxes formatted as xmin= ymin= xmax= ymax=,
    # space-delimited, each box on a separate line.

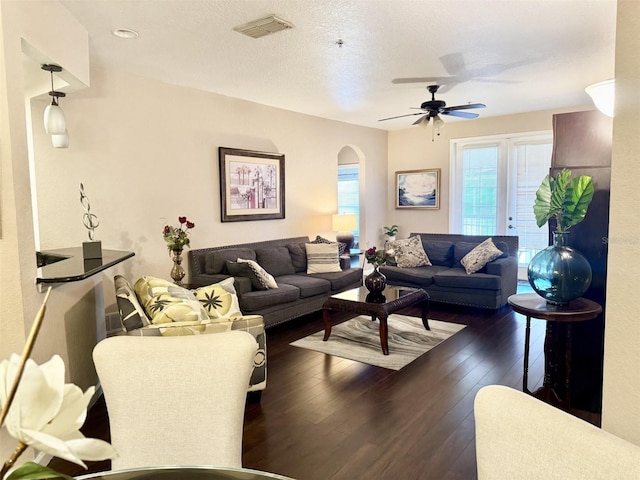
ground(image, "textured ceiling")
xmin=59 ymin=0 xmax=617 ymax=130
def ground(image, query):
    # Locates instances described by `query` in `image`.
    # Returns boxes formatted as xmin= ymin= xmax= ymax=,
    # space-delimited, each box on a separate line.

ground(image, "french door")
xmin=450 ymin=132 xmax=552 ymax=278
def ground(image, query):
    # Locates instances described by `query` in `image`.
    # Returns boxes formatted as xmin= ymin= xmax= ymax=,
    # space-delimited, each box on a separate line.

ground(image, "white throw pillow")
xmin=389 ymin=235 xmax=431 ymax=268
xmin=460 ymin=237 xmax=504 ymax=274
xmin=237 ymin=258 xmax=278 ymax=289
xmin=305 ymin=242 xmax=342 ymax=274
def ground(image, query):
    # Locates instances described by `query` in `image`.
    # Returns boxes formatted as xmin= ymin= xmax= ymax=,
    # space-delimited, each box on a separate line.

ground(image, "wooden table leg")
xmin=322 ymin=308 xmax=332 ymax=341
xmin=378 ymin=314 xmax=389 ymax=355
xmin=523 ymin=316 xmax=531 ymax=394
xmin=421 ymin=300 xmax=430 ymax=330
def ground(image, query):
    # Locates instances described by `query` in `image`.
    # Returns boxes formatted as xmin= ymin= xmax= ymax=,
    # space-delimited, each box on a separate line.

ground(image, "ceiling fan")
xmin=378 ymin=84 xmax=486 ymax=127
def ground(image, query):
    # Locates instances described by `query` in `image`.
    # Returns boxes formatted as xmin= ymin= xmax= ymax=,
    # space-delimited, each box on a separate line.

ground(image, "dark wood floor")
xmin=50 ymin=300 xmax=595 ymax=479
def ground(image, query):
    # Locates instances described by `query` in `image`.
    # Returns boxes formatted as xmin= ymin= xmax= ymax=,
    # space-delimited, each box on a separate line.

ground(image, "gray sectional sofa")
xmin=188 ymin=236 xmax=363 ymax=327
xmin=379 ymin=233 xmax=519 ymax=309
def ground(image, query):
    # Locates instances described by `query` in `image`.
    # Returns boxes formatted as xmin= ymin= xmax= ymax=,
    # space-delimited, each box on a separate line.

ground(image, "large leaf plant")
xmin=533 ymin=169 xmax=595 ymax=233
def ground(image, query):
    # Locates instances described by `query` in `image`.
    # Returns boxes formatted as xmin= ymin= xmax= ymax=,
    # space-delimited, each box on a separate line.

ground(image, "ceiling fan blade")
xmin=442 ymin=110 xmax=480 ymax=119
xmin=412 ymin=115 xmax=430 ymax=126
xmin=378 ymin=112 xmax=425 ymax=122
xmin=445 ymin=103 xmax=486 ymax=111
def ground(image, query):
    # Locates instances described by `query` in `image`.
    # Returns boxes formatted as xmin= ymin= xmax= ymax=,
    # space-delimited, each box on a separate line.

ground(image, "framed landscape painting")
xmin=395 ymin=168 xmax=441 ymax=209
xmin=219 ymin=147 xmax=285 ymax=222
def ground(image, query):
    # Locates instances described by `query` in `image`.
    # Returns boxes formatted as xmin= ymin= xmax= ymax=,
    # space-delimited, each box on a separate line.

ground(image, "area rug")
xmin=290 ymin=314 xmax=466 ymax=370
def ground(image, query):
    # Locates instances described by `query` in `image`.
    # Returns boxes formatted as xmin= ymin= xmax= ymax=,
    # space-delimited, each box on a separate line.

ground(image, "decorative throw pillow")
xmin=192 ymin=277 xmax=242 ymax=321
xmin=305 ymin=242 xmax=342 ymax=273
xmin=114 ymin=275 xmax=150 ymax=332
xmin=237 ymin=258 xmax=278 ymax=289
xmin=389 ymin=235 xmax=432 ymax=268
xmin=460 ymin=237 xmax=504 ymax=274
xmin=133 ymin=276 xmax=209 ymax=325
xmin=313 ymin=235 xmax=347 ymax=256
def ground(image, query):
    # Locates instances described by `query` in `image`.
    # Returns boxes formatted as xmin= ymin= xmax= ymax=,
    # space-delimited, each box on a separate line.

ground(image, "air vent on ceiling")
xmin=233 ymin=14 xmax=294 ymax=39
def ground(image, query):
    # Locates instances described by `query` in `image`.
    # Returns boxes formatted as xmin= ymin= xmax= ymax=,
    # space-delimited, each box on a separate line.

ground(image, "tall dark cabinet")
xmin=549 ymin=110 xmax=613 ymax=413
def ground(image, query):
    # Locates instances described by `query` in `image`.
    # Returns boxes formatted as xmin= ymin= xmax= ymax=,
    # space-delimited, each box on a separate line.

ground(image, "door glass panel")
xmin=461 ymin=146 xmax=498 ymax=235
xmin=513 ymin=142 xmax=553 ymax=268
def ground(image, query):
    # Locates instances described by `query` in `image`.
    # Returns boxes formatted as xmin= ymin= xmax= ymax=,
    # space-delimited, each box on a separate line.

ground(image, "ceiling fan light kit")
xmin=378 ymin=84 xmax=485 ymax=139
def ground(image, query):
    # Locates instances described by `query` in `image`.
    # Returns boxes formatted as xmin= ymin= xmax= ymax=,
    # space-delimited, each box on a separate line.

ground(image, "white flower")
xmin=0 ymin=354 xmax=117 ymax=468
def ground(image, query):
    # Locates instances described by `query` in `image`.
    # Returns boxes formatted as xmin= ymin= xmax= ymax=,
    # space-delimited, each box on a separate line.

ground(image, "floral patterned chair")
xmin=113 ymin=275 xmax=266 ymax=399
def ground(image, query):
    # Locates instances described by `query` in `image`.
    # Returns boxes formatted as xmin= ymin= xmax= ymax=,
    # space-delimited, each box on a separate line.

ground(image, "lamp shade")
xmin=585 ymin=79 xmax=615 ymax=118
xmin=51 ymin=130 xmax=69 ymax=148
xmin=44 ymin=102 xmax=67 ymax=135
xmin=332 ymin=213 xmax=357 ymax=232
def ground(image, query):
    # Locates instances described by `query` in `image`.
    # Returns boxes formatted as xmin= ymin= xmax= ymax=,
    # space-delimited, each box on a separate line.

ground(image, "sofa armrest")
xmin=484 ymin=256 xmax=514 ymax=276
xmin=485 ymin=256 xmax=518 ymax=296
xmin=187 ymin=273 xmax=252 ymax=296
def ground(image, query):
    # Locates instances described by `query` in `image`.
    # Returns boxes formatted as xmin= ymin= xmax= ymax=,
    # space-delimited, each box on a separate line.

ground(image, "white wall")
xmin=601 ymin=0 xmax=640 ymax=443
xmin=30 ymin=65 xmax=389 ymax=310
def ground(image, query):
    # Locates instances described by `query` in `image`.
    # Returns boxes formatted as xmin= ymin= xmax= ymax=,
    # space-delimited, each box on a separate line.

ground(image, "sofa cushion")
xmin=133 ymin=275 xmax=209 ymax=325
xmin=114 ymin=275 xmax=150 ymax=331
xmin=240 ymin=283 xmax=301 ymax=312
xmin=205 ymin=248 xmax=256 ymax=274
xmin=460 ymin=237 xmax=504 ymax=274
xmin=454 ymin=240 xmax=508 ymax=267
xmin=433 ymin=268 xmax=503 ymax=290
xmin=311 ymin=268 xmax=363 ymax=291
xmin=286 ymin=242 xmax=308 ymax=272
xmin=313 ymin=235 xmax=346 ymax=255
xmin=389 ymin=235 xmax=431 ymax=268
xmin=422 ymin=240 xmax=454 ymax=267
xmin=227 ymin=259 xmax=278 ymax=290
xmin=255 ymin=246 xmax=296 ymax=277
xmin=192 ymin=277 xmax=242 ymax=321
xmin=276 ymin=274 xmax=331 ymax=298
xmin=379 ymin=265 xmax=450 ymax=287
xmin=305 ymin=242 xmax=342 ymax=273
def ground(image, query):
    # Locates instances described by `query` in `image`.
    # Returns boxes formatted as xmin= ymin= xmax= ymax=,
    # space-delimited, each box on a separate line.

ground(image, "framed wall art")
xmin=219 ymin=147 xmax=285 ymax=222
xmin=395 ymin=168 xmax=441 ymax=209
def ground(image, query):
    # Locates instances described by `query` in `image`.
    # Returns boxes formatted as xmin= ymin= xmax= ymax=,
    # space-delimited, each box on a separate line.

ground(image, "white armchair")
xmin=93 ymin=331 xmax=257 ymax=470
xmin=474 ymin=385 xmax=640 ymax=479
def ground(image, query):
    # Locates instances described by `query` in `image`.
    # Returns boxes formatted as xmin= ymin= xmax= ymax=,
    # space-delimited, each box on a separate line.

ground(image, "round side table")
xmin=508 ymin=293 xmax=602 ymax=410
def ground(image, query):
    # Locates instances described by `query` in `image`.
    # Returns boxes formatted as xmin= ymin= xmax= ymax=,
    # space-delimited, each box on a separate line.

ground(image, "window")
xmin=337 ymin=164 xmax=360 ymax=248
xmin=451 ymin=132 xmax=552 ymax=278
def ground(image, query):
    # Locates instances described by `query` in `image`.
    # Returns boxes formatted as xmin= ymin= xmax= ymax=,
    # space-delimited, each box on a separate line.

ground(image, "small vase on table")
xmin=170 ymin=248 xmax=185 ymax=286
xmin=365 ymin=265 xmax=387 ymax=295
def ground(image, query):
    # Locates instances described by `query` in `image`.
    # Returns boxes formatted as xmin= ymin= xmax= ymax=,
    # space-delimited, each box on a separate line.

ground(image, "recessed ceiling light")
xmin=112 ymin=28 xmax=139 ymax=39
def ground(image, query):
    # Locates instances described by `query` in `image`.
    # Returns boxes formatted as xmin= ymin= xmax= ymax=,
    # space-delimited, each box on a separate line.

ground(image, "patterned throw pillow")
xmin=192 ymin=277 xmax=242 ymax=321
xmin=237 ymin=258 xmax=278 ymax=289
xmin=313 ymin=235 xmax=347 ymax=256
xmin=305 ymin=242 xmax=342 ymax=273
xmin=133 ymin=276 xmax=209 ymax=325
xmin=389 ymin=235 xmax=432 ymax=268
xmin=114 ymin=275 xmax=150 ymax=332
xmin=460 ymin=237 xmax=504 ymax=274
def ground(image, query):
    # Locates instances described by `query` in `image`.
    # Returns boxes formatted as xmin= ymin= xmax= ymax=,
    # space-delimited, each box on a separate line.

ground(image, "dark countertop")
xmin=36 ymin=247 xmax=135 ymax=284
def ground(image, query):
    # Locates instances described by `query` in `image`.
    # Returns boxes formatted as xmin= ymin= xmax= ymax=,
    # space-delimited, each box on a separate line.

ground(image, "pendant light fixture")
xmin=585 ymin=79 xmax=615 ymax=117
xmin=41 ymin=64 xmax=67 ymax=135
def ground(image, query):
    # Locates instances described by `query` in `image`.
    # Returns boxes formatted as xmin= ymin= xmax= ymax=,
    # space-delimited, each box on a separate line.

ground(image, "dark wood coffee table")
xmin=322 ymin=285 xmax=430 ymax=355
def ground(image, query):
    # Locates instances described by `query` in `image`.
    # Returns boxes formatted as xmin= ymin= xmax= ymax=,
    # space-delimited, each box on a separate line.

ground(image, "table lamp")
xmin=332 ymin=213 xmax=357 ymax=253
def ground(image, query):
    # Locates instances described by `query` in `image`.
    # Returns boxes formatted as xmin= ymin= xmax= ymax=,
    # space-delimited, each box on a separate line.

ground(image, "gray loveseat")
xmin=379 ymin=233 xmax=518 ymax=309
xmin=188 ymin=236 xmax=363 ymax=328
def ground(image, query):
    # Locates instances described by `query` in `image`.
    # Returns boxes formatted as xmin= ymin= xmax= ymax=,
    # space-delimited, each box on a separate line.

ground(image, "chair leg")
xmin=246 ymin=390 xmax=263 ymax=404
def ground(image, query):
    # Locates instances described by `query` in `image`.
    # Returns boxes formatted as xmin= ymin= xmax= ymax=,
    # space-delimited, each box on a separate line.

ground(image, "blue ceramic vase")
xmin=527 ymin=232 xmax=592 ymax=305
